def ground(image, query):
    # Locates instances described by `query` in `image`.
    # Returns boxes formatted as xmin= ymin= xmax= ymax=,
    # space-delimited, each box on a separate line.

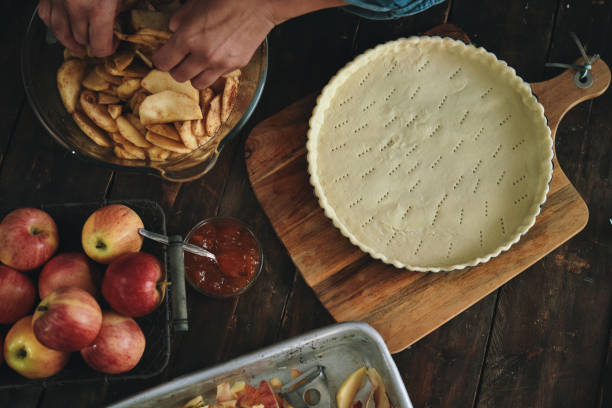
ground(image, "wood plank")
xmin=476 ymin=0 xmax=612 ymax=406
xmin=395 ymin=294 xmax=496 ymax=408
xmin=0 ymin=0 xmax=36 ymax=164
xmin=450 ymin=0 xmax=559 ymax=82
xmin=0 ymin=388 xmax=41 ymax=408
xmin=0 ymin=106 xmax=112 ymax=205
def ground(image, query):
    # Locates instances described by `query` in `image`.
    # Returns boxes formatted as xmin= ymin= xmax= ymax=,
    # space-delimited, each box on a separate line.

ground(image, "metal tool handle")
xmin=168 ymin=235 xmax=188 ymax=332
xmin=139 ymin=228 xmax=217 ymax=261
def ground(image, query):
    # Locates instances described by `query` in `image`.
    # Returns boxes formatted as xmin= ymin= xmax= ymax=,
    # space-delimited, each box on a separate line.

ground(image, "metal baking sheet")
xmin=108 ymin=322 xmax=413 ymax=408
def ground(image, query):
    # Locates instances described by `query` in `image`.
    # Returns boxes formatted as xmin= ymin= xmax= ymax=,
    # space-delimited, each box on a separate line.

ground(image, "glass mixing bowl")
xmin=21 ymin=9 xmax=268 ymax=182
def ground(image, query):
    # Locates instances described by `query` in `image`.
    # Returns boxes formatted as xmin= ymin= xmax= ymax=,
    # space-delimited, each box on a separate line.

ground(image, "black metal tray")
xmin=0 ymin=200 xmax=174 ymax=389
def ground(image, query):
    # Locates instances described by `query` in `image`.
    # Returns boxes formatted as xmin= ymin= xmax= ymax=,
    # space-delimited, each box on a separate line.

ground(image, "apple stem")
xmin=96 ymin=239 xmax=107 ymax=250
xmin=37 ymin=305 xmax=49 ymax=312
xmin=29 ymin=226 xmax=41 ymax=235
xmin=17 ymin=348 xmax=27 ymax=359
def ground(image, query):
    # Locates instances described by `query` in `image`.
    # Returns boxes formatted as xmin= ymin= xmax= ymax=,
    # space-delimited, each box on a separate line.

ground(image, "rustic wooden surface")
xmin=244 ymin=47 xmax=610 ymax=354
xmin=0 ymin=0 xmax=611 ymax=407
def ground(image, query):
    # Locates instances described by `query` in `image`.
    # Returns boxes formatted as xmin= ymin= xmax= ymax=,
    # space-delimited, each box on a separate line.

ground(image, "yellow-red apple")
xmin=0 ymin=266 xmax=36 ymax=324
xmin=102 ymin=252 xmax=164 ymax=317
xmin=4 ymin=316 xmax=70 ymax=379
xmin=81 ymin=204 xmax=144 ymax=264
xmin=0 ymin=208 xmax=59 ymax=271
xmin=38 ymin=252 xmax=97 ymax=299
xmin=32 ymin=287 xmax=102 ymax=352
xmin=80 ymin=311 xmax=145 ymax=374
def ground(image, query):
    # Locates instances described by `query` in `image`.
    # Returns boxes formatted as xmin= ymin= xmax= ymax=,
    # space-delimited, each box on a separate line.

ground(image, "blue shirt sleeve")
xmin=343 ymin=0 xmax=446 ymax=20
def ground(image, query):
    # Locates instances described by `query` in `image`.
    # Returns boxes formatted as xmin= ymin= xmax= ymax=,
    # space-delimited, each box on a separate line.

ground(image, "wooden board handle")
xmin=531 ymin=58 xmax=610 ymax=136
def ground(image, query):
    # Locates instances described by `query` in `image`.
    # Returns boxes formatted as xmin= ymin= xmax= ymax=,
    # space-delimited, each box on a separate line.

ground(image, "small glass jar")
xmin=183 ymin=217 xmax=263 ymax=298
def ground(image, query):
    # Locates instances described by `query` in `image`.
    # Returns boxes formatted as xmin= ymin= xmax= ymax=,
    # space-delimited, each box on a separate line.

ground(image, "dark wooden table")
xmin=1 ymin=1 xmax=611 ymax=406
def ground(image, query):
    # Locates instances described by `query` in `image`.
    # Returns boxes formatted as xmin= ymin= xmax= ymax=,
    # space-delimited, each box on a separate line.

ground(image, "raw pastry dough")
xmin=307 ymin=37 xmax=553 ymax=271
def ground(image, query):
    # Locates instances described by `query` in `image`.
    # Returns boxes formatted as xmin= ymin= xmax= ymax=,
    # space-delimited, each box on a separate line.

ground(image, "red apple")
xmin=0 ymin=208 xmax=59 ymax=271
xmin=38 ymin=252 xmax=97 ymax=299
xmin=4 ymin=316 xmax=70 ymax=379
xmin=0 ymin=266 xmax=36 ymax=324
xmin=81 ymin=204 xmax=144 ymax=264
xmin=32 ymin=287 xmax=102 ymax=352
xmin=80 ymin=311 xmax=145 ymax=374
xmin=102 ymin=252 xmax=164 ymax=317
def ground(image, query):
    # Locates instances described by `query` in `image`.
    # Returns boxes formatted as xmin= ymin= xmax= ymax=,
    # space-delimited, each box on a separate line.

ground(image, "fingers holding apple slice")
xmin=32 ymin=287 xmax=103 ymax=352
xmin=80 ymin=311 xmax=145 ymax=374
xmin=82 ymin=204 xmax=144 ymax=264
xmin=4 ymin=316 xmax=70 ymax=379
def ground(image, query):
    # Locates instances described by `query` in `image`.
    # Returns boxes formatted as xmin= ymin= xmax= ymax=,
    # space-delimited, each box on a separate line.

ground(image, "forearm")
xmin=265 ymin=0 xmax=348 ymax=25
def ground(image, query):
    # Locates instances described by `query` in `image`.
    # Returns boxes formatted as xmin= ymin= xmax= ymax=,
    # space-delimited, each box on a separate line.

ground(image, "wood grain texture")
xmin=1 ymin=1 xmax=611 ymax=407
xmin=0 ymin=0 xmax=35 ymax=166
xmin=477 ymin=1 xmax=612 ymax=406
xmin=245 ymin=24 xmax=610 ymax=354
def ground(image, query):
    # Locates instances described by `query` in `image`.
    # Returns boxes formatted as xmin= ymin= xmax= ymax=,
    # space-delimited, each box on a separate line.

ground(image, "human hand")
xmin=38 ymin=0 xmax=122 ymax=57
xmin=152 ymin=0 xmax=276 ymax=89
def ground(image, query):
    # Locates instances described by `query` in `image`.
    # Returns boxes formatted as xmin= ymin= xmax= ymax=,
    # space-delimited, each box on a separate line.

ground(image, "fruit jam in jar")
xmin=184 ymin=218 xmax=262 ymax=297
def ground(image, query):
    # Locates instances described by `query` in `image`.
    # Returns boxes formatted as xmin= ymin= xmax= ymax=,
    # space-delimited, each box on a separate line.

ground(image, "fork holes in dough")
xmin=361 ymin=167 xmax=375 ymax=179
xmin=417 ymin=60 xmax=430 ymax=72
xmin=480 ymin=87 xmax=493 ymax=98
xmin=513 ymin=193 xmax=528 ymax=205
xmin=438 ymin=95 xmax=448 ymax=110
xmin=362 ymin=100 xmax=376 ymax=112
xmin=333 ymin=119 xmax=349 ymax=129
xmin=353 ymin=123 xmax=368 ymax=134
xmin=331 ymin=142 xmax=347 ymax=152
xmin=388 ymin=162 xmax=401 ymax=176
xmin=428 ymin=125 xmax=441 ymax=139
xmin=359 ymin=72 xmax=371 ymax=86
xmin=349 ymin=197 xmax=363 ymax=208
xmin=431 ymin=155 xmax=443 ymax=169
xmin=499 ymin=114 xmax=512 ymax=127
xmin=384 ymin=88 xmax=397 ymax=102
xmin=357 ymin=146 xmax=372 ymax=158
xmin=512 ymin=138 xmax=526 ymax=151
xmin=339 ymin=96 xmax=353 ymax=106
xmin=383 ymin=116 xmax=398 ymax=128
xmin=512 ymin=174 xmax=526 ymax=186
xmin=449 ymin=67 xmax=462 ymax=79
xmin=452 ymin=139 xmax=464 ymax=153
xmin=496 ymin=170 xmax=506 ymax=185
xmin=361 ymin=216 xmax=374 ymax=228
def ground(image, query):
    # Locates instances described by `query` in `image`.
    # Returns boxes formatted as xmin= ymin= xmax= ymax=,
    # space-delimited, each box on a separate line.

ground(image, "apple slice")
xmin=182 ymin=395 xmax=207 ymax=408
xmin=237 ymin=383 xmax=262 ymax=408
xmin=231 ymin=381 xmax=247 ymax=399
xmin=366 ymin=368 xmax=391 ymax=408
xmin=217 ymin=382 xmax=234 ymax=402
xmin=258 ymin=381 xmax=280 ymax=408
xmin=365 ymin=388 xmax=376 ymax=408
xmin=336 ymin=367 xmax=367 ymax=408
